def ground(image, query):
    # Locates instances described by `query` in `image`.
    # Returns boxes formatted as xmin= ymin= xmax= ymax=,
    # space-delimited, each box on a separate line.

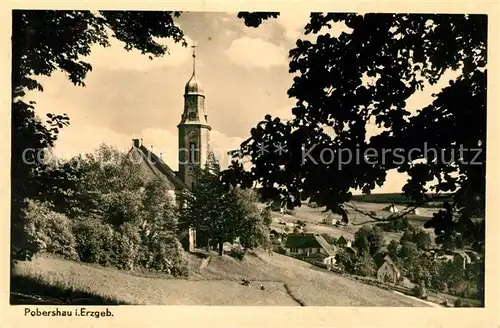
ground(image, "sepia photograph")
xmin=9 ymin=9 xmax=487 ymax=310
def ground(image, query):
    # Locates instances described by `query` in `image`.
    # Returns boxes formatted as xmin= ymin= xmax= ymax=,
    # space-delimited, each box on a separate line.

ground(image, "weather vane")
xmin=191 ymin=41 xmax=198 ymax=74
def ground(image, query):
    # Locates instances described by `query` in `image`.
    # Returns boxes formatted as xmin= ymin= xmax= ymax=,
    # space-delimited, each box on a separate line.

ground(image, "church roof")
xmin=185 ymin=73 xmax=204 ymax=96
xmin=128 ymin=139 xmax=188 ymax=191
xmin=185 ymin=44 xmax=204 ymax=96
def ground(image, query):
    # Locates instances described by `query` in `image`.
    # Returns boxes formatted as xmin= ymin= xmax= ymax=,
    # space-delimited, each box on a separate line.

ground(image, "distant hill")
xmin=351 ymin=193 xmax=453 ymax=207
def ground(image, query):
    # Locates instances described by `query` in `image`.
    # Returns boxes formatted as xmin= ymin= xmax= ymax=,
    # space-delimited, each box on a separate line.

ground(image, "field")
xmin=350 ymin=193 xmax=452 ymax=207
xmin=11 ymin=252 xmax=432 ymax=307
xmin=11 ymin=197 xmax=446 ymax=307
xmin=269 ymin=200 xmax=438 ymax=245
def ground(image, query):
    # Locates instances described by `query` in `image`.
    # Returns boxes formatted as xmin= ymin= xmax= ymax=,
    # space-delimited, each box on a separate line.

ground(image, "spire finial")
xmin=191 ymin=41 xmax=198 ymax=75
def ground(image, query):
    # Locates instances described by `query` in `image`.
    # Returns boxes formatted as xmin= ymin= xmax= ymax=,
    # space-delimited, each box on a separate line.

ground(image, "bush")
xmin=412 ymin=282 xmax=427 ymax=299
xmin=274 ymin=245 xmax=286 ymax=255
xmin=454 ymin=298 xmax=473 ymax=307
xmin=307 ymin=201 xmax=319 ymax=208
xmin=110 ymin=223 xmax=141 ymax=270
xmin=73 ymin=217 xmax=115 ymax=265
xmin=139 ymin=233 xmax=189 ymax=277
xmin=228 ymin=246 xmax=246 ymax=261
xmin=24 ymin=199 xmax=78 ymax=260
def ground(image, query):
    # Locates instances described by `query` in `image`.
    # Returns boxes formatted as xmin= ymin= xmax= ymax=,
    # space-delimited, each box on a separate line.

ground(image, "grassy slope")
xmin=12 ymin=252 xmax=429 ymax=306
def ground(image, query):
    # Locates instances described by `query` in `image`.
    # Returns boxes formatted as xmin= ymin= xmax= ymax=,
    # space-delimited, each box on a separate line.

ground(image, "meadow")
xmin=11 ymin=252 xmax=430 ymax=306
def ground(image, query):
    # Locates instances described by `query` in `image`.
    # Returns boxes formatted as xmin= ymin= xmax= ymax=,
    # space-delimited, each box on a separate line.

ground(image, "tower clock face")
xmin=189 ymin=130 xmax=197 ymax=138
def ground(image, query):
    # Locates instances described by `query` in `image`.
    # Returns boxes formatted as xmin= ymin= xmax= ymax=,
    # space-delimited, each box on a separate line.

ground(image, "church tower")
xmin=178 ymin=43 xmax=211 ymax=190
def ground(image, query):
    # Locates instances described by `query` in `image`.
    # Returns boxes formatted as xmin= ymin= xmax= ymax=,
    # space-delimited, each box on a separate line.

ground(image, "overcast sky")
xmin=26 ymin=11 xmax=456 ymax=194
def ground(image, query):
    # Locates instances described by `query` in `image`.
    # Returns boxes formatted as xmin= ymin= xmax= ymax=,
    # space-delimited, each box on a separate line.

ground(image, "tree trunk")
xmin=218 ymin=239 xmax=223 ymax=256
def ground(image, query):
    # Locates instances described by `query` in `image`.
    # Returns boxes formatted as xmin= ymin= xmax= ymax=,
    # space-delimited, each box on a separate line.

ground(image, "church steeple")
xmin=178 ymin=42 xmax=211 ymax=190
xmin=184 ymin=42 xmax=204 ymax=96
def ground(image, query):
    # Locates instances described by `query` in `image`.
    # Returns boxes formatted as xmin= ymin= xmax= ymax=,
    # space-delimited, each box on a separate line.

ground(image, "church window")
xmin=188 ymin=111 xmax=196 ymax=120
xmin=189 ymin=142 xmax=197 ymax=164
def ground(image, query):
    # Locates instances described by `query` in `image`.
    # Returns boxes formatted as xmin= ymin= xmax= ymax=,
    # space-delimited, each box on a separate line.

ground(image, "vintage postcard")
xmin=1 ymin=1 xmax=499 ymax=327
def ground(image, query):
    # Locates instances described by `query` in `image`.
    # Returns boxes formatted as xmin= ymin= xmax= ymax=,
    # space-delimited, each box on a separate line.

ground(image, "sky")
xmin=25 ymin=11 xmax=456 ymax=194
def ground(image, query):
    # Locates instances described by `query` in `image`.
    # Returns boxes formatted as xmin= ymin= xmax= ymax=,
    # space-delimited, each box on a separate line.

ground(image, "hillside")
xmin=268 ymin=201 xmax=438 ymax=246
xmin=12 ymin=252 xmax=430 ymax=307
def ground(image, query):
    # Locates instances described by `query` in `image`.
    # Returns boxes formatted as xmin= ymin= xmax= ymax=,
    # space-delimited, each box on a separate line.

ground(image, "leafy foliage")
xmin=73 ymin=217 xmax=116 ymax=265
xmin=224 ymin=13 xmax=486 ymax=253
xmin=237 ymin=12 xmax=280 ymax=27
xmin=24 ymin=199 xmax=78 ymax=260
xmin=377 ymin=216 xmax=414 ymax=233
xmin=353 ymin=225 xmax=384 ymax=256
xmin=11 ymin=10 xmax=187 ymax=260
xmin=179 ymin=156 xmax=270 ymax=256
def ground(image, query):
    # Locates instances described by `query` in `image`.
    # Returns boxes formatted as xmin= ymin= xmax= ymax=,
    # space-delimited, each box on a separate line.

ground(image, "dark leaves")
xmin=237 ymin=12 xmax=280 ymax=27
xmin=226 ymin=13 xmax=486 ymax=249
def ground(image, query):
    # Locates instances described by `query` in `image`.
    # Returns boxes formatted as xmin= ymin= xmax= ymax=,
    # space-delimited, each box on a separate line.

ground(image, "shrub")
xmin=274 ymin=245 xmax=286 ymax=254
xmin=229 ymin=246 xmax=246 ymax=261
xmin=454 ymin=298 xmax=473 ymax=307
xmin=354 ymin=253 xmax=377 ymax=277
xmin=412 ymin=282 xmax=427 ymax=299
xmin=110 ymin=223 xmax=141 ymax=270
xmin=73 ymin=217 xmax=114 ymax=265
xmin=24 ymin=199 xmax=78 ymax=260
xmin=307 ymin=201 xmax=319 ymax=208
xmin=139 ymin=233 xmax=189 ymax=277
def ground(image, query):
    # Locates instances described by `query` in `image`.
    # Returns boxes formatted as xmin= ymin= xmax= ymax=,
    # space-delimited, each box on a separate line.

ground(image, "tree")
xmin=234 ymin=188 xmax=272 ymax=252
xmin=179 ymin=156 xmax=269 ymax=256
xmin=354 ymin=253 xmax=377 ymax=277
xmin=413 ymin=229 xmax=432 ymax=250
xmin=353 ymin=225 xmax=384 ymax=255
xmin=387 ymin=240 xmax=400 ymax=259
xmin=11 ymin=9 xmax=272 ymax=260
xmin=353 ymin=227 xmax=371 ymax=255
xmin=335 ymin=249 xmax=356 ymax=273
xmin=400 ymin=231 xmax=414 ymax=244
xmin=12 ymin=10 xmax=186 ymax=259
xmin=224 ymin=13 xmax=486 ymax=252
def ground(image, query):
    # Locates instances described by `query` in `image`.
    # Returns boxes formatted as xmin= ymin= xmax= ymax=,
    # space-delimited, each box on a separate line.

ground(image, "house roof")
xmin=285 ymin=233 xmax=336 ymax=256
xmin=127 ymin=142 xmax=188 ymax=191
xmin=337 ymin=235 xmax=350 ymax=244
xmin=453 ymin=251 xmax=472 ymax=263
xmin=382 ymin=255 xmax=401 ymax=274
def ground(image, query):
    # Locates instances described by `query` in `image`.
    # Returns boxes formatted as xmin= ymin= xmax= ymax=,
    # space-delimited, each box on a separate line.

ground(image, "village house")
xmin=269 ymin=229 xmax=282 ymax=242
xmin=285 ymin=233 xmax=336 ymax=266
xmin=335 ymin=235 xmax=352 ymax=248
xmin=377 ymin=255 xmax=401 ymax=284
xmin=386 ymin=204 xmax=399 ymax=213
xmin=453 ymin=251 xmax=472 ymax=269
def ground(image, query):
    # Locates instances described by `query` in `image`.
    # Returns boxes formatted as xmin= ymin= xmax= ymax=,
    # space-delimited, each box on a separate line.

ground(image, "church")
xmin=127 ymin=44 xmax=210 ymax=252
